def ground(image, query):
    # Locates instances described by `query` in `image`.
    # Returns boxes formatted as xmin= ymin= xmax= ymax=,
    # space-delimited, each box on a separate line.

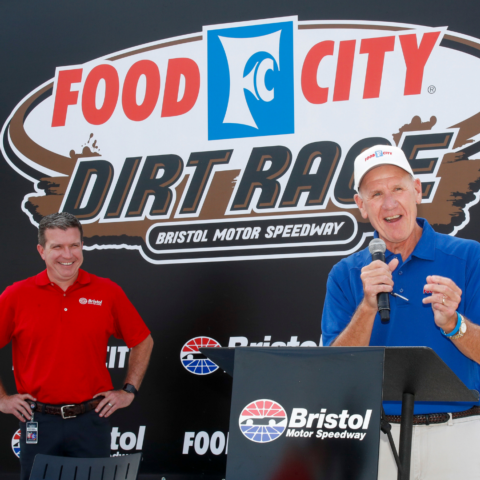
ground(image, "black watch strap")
xmin=123 ymin=383 xmax=138 ymax=396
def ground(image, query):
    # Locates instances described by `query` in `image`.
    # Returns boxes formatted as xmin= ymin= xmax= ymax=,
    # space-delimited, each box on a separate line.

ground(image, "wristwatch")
xmin=441 ymin=312 xmax=467 ymax=340
xmin=123 ymin=383 xmax=138 ymax=396
xmin=451 ymin=314 xmax=467 ymax=340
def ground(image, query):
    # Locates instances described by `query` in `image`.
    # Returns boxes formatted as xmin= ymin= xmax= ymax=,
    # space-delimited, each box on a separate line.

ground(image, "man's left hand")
xmin=422 ymin=275 xmax=462 ymax=332
xmin=93 ymin=389 xmax=135 ymax=418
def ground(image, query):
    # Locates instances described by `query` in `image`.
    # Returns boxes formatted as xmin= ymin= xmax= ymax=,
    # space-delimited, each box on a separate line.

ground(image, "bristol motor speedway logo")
xmin=3 ymin=17 xmax=480 ymax=264
xmin=180 ymin=337 xmax=221 ymax=375
xmin=239 ymin=399 xmax=288 ymax=443
xmin=181 ymin=334 xmax=319 ymax=375
xmin=239 ymin=403 xmax=373 ymax=444
xmin=12 ymin=429 xmax=21 ymax=458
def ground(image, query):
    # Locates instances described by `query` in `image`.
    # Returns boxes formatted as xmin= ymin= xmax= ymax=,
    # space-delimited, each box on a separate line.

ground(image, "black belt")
xmin=385 ymin=405 xmax=480 ymax=425
xmin=29 ymin=397 xmax=104 ymax=419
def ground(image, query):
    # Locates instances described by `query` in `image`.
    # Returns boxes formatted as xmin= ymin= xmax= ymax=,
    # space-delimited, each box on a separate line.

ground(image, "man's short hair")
xmin=38 ymin=212 xmax=83 ymax=247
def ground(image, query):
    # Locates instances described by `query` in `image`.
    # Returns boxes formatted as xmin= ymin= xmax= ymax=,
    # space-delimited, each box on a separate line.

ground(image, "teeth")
xmin=385 ymin=215 xmax=400 ymax=221
xmin=60 ymin=262 xmax=73 ymax=265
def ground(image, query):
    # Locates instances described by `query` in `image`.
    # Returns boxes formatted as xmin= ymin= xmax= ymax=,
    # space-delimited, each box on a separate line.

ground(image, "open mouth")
xmin=385 ymin=215 xmax=402 ymax=223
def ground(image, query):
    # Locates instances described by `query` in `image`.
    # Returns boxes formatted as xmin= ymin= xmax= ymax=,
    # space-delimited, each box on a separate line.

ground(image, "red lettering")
xmin=360 ymin=36 xmax=395 ymax=99
xmin=82 ymin=65 xmax=119 ymax=125
xmin=301 ymin=41 xmax=334 ymax=104
xmin=400 ymin=32 xmax=440 ymax=96
xmin=161 ymin=58 xmax=200 ymax=117
xmin=51 ymin=69 xmax=83 ymax=127
xmin=122 ymin=60 xmax=161 ymax=121
xmin=333 ymin=40 xmax=356 ymax=102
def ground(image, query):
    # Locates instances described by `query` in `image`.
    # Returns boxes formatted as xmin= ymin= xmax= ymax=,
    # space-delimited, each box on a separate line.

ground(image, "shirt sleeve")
xmin=111 ymin=284 xmax=151 ymax=348
xmin=321 ymin=268 xmax=358 ymax=346
xmin=0 ymin=286 xmax=16 ymax=349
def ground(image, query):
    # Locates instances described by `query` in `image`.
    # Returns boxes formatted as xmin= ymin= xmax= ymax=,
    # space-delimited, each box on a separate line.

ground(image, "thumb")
xmin=388 ymin=257 xmax=399 ymax=272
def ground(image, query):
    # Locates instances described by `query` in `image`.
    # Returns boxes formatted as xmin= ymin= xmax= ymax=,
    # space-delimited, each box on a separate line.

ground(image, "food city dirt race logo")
xmin=3 ymin=17 xmax=480 ymax=264
xmin=239 ymin=399 xmax=288 ymax=443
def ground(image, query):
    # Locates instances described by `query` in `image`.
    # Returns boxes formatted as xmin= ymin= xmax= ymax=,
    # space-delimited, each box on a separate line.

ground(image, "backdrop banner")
xmin=1 ymin=0 xmax=480 ymax=478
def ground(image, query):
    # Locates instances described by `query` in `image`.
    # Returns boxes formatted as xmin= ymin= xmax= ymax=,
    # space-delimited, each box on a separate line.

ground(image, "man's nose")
xmin=382 ymin=192 xmax=397 ymax=209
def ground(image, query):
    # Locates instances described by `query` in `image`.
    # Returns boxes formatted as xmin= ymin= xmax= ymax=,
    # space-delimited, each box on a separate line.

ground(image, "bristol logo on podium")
xmin=239 ymin=399 xmax=288 ymax=443
xmin=207 ymin=20 xmax=294 ymax=140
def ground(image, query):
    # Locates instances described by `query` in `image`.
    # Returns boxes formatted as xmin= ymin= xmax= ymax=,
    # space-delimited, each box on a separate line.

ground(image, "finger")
xmin=361 ymin=270 xmax=395 ymax=284
xmin=93 ymin=392 xmax=107 ymax=399
xmin=99 ymin=401 xmax=116 ymax=418
xmin=19 ymin=394 xmax=37 ymax=402
xmin=427 ymin=276 xmax=462 ymax=295
xmin=17 ymin=404 xmax=32 ymax=420
xmin=365 ymin=284 xmax=394 ymax=297
xmin=104 ymin=404 xmax=118 ymax=418
xmin=95 ymin=395 xmax=112 ymax=413
xmin=19 ymin=399 xmax=35 ymax=416
xmin=388 ymin=258 xmax=399 ymax=272
xmin=13 ymin=409 xmax=27 ymax=422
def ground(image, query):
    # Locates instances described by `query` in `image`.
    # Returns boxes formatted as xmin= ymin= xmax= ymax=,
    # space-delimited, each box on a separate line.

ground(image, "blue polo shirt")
xmin=322 ymin=218 xmax=480 ymax=415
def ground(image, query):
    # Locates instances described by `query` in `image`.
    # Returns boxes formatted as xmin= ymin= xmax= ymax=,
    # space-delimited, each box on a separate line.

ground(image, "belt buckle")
xmin=61 ymin=405 xmax=76 ymax=419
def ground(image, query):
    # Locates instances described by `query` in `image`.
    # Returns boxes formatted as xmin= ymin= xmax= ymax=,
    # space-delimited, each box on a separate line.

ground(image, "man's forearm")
xmin=451 ymin=318 xmax=480 ymax=365
xmin=330 ymin=301 xmax=377 ymax=346
xmin=0 ymin=378 xmax=8 ymax=399
xmin=124 ymin=334 xmax=154 ymax=390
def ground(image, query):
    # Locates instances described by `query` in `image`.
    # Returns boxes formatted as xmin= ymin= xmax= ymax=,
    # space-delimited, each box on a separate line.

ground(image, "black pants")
xmin=20 ymin=410 xmax=111 ymax=480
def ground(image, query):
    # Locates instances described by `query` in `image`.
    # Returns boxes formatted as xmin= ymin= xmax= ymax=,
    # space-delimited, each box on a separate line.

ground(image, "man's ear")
xmin=37 ymin=244 xmax=46 ymax=260
xmin=354 ymin=193 xmax=368 ymax=219
xmin=413 ymin=178 xmax=422 ymax=205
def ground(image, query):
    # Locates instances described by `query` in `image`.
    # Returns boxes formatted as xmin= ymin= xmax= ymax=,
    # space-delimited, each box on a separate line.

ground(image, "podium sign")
xmin=226 ymin=347 xmax=384 ymax=480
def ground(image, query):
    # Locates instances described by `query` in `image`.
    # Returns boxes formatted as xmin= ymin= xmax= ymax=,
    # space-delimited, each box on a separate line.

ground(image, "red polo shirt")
xmin=0 ymin=270 xmax=150 ymax=405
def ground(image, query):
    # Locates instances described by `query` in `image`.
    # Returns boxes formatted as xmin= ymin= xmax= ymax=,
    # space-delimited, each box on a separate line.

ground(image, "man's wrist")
xmin=123 ymin=383 xmax=138 ymax=396
xmin=441 ymin=313 xmax=460 ymax=335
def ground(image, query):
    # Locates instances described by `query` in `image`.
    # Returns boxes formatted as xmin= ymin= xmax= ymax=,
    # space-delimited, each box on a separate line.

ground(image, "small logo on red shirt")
xmin=79 ymin=298 xmax=103 ymax=306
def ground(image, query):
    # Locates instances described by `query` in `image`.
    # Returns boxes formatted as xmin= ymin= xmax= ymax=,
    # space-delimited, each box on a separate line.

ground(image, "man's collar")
xmin=374 ymin=218 xmax=435 ymax=262
xmin=35 ymin=269 xmax=91 ymax=286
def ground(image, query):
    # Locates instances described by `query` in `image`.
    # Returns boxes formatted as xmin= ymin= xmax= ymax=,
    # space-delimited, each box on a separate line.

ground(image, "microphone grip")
xmin=370 ymin=250 xmax=390 ymax=323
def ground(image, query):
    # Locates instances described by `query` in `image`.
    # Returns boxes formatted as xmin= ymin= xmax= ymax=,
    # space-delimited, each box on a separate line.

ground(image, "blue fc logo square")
xmin=375 ymin=150 xmax=383 ymax=157
xmin=207 ymin=21 xmax=294 ymax=141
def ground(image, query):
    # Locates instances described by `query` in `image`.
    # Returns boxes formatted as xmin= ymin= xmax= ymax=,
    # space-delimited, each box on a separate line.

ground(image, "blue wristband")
xmin=441 ymin=312 xmax=462 ymax=337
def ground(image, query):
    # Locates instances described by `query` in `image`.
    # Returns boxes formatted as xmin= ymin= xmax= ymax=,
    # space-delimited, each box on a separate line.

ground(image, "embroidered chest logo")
xmin=79 ymin=298 xmax=103 ymax=306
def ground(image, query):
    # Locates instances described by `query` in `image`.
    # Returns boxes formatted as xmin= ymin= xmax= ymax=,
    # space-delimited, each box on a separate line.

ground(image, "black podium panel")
xmin=226 ymin=347 xmax=384 ymax=480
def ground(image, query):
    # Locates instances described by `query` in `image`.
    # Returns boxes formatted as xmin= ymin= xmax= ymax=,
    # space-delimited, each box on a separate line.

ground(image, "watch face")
xmin=460 ymin=322 xmax=467 ymax=333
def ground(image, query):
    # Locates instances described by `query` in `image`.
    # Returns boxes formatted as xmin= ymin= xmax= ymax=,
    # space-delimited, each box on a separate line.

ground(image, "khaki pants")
xmin=378 ymin=415 xmax=480 ymax=479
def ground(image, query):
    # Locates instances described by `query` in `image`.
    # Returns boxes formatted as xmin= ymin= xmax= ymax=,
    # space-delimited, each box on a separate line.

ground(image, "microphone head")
xmin=369 ymin=238 xmax=386 ymax=255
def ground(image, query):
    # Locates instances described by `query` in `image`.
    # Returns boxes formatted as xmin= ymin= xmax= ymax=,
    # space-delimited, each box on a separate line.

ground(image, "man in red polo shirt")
xmin=0 ymin=212 xmax=154 ymax=480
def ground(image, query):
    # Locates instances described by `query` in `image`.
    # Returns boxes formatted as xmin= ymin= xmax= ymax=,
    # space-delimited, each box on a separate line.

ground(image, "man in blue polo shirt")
xmin=321 ymin=145 xmax=480 ymax=478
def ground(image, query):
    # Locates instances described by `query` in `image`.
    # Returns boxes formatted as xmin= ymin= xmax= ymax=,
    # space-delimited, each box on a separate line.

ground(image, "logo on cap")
xmin=375 ymin=150 xmax=384 ymax=157
xmin=239 ymin=399 xmax=288 ymax=443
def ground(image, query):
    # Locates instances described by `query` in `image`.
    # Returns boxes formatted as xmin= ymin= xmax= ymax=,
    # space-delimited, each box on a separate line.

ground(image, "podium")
xmin=201 ymin=346 xmax=479 ymax=480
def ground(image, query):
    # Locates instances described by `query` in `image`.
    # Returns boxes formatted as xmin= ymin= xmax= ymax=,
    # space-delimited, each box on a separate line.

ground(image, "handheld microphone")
xmin=368 ymin=238 xmax=390 ymax=324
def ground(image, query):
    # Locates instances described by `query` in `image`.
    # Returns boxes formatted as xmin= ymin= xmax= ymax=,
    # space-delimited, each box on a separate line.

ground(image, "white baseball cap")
xmin=354 ymin=145 xmax=415 ymax=192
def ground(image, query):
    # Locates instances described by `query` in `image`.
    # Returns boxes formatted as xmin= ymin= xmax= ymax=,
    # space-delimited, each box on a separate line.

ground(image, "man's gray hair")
xmin=38 ymin=212 xmax=83 ymax=247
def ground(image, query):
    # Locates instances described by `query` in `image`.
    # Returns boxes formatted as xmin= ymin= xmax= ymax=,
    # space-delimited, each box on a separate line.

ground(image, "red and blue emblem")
xmin=239 ymin=399 xmax=288 ymax=443
xmin=11 ymin=429 xmax=21 ymax=458
xmin=180 ymin=337 xmax=220 ymax=375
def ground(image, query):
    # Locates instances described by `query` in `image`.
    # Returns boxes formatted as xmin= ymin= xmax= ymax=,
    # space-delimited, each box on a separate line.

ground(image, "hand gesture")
xmin=0 ymin=393 xmax=36 ymax=422
xmin=360 ymin=258 xmax=399 ymax=311
xmin=422 ymin=275 xmax=462 ymax=332
xmin=93 ymin=390 xmax=135 ymax=418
